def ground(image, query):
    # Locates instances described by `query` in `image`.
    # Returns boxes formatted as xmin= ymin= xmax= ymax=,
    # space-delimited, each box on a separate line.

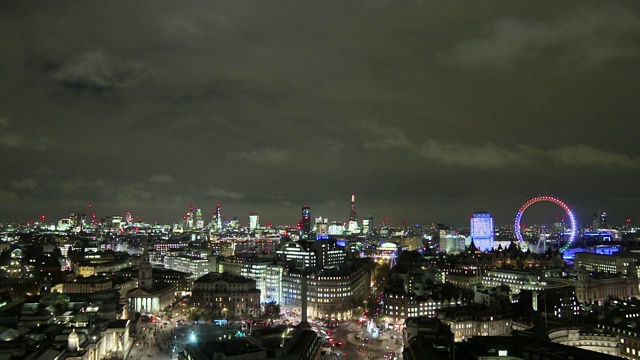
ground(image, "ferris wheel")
xmin=514 ymin=196 xmax=578 ymax=252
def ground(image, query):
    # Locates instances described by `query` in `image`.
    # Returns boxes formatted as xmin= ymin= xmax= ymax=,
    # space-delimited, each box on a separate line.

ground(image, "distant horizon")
xmin=0 ymin=196 xmax=634 ymax=230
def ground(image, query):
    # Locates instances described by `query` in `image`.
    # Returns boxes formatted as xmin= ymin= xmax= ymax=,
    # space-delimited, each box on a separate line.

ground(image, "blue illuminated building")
xmin=470 ymin=212 xmax=494 ymax=252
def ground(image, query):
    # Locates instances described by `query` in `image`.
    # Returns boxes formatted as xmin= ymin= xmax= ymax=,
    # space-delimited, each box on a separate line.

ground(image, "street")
xmin=317 ymin=320 xmax=403 ymax=360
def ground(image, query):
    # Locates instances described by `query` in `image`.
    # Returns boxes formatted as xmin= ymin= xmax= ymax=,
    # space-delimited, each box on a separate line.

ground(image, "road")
xmin=319 ymin=320 xmax=403 ymax=360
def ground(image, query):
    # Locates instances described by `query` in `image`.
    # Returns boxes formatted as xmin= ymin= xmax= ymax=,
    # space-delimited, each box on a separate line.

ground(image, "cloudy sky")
xmin=1 ymin=1 xmax=639 ymax=228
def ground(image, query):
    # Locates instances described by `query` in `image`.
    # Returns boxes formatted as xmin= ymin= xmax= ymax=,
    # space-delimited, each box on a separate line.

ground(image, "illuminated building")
xmin=470 ymin=212 xmax=494 ymax=252
xmin=191 ymin=272 xmax=261 ymax=318
xmin=264 ymin=264 xmax=284 ymax=305
xmin=482 ymin=269 xmax=549 ymax=294
xmin=571 ymin=268 xmax=637 ymax=305
xmin=195 ymin=208 xmax=204 ymax=229
xmin=249 ymin=212 xmax=260 ymax=231
xmin=126 ymin=241 xmax=176 ymax=313
xmin=164 ymin=255 xmax=212 ymax=280
xmin=385 ymin=288 xmax=445 ymax=324
xmin=548 ymin=328 xmax=620 ymax=357
xmin=445 ymin=268 xmax=482 ymax=290
xmin=436 ymin=305 xmax=512 ymax=342
xmin=210 ymin=203 xmax=223 ymax=233
xmin=219 ymin=255 xmax=283 ymax=304
xmin=51 ymin=276 xmax=112 ymax=294
xmin=375 ymin=242 xmax=398 ymax=265
xmin=575 ymin=252 xmax=636 ymax=277
xmin=327 ymin=222 xmax=345 ymax=236
xmin=439 ymin=235 xmax=468 ymax=254
xmin=282 ymin=266 xmax=368 ymax=320
xmin=348 ymin=193 xmax=360 ymax=234
xmin=57 ymin=218 xmax=72 ymax=231
xmin=300 ymin=205 xmax=311 ymax=234
xmin=276 ymin=239 xmax=345 ymax=269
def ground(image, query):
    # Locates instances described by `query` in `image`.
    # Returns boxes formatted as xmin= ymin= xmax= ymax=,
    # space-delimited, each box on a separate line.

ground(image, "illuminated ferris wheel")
xmin=514 ymin=196 xmax=578 ymax=250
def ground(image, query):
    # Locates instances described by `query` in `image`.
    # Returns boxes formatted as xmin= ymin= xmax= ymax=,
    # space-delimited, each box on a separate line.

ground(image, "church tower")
xmin=138 ymin=238 xmax=153 ymax=290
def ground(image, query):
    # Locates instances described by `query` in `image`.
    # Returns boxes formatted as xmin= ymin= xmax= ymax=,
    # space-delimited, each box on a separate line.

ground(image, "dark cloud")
xmin=53 ymin=51 xmax=149 ymax=91
xmin=445 ymin=4 xmax=640 ymax=69
xmin=0 ymin=1 xmax=639 ymax=227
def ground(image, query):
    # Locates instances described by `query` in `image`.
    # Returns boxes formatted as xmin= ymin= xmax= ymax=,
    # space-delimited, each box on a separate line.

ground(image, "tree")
xmin=188 ymin=309 xmax=200 ymax=322
xmin=262 ymin=301 xmax=280 ymax=319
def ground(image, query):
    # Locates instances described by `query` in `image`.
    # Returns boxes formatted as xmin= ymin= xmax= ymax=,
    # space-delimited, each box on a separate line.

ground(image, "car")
xmin=337 ymin=341 xmax=344 ymax=346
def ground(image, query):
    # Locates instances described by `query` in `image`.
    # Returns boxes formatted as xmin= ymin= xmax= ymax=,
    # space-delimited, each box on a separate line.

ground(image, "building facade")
xmin=191 ymin=272 xmax=261 ymax=319
xmin=282 ymin=266 xmax=368 ymax=321
xmin=470 ymin=212 xmax=494 ymax=252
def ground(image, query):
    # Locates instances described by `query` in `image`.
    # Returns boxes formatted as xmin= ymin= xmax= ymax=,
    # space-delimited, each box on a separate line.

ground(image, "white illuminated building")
xmin=276 ymin=239 xmax=345 ymax=269
xmin=164 ymin=255 xmax=211 ymax=280
xmin=249 ymin=213 xmax=260 ymax=231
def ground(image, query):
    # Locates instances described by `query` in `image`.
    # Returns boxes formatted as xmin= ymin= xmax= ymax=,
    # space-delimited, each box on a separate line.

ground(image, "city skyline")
xmin=1 ymin=1 xmax=640 ymax=226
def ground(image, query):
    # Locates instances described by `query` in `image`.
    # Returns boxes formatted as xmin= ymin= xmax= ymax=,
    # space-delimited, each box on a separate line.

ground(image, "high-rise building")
xmin=249 ymin=212 xmax=260 ymax=231
xmin=348 ymin=194 xmax=359 ymax=234
xmin=195 ymin=208 xmax=204 ymax=229
xmin=470 ymin=212 xmax=494 ymax=251
xmin=592 ymin=212 xmax=601 ymax=231
xmin=300 ymin=205 xmax=311 ymax=234
xmin=211 ymin=203 xmax=223 ymax=232
xmin=276 ymin=238 xmax=346 ymax=270
xmin=601 ymin=211 xmax=609 ymax=229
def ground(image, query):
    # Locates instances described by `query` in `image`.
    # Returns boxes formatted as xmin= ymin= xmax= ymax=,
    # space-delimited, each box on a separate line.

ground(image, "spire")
xmin=138 ymin=237 xmax=153 ymax=290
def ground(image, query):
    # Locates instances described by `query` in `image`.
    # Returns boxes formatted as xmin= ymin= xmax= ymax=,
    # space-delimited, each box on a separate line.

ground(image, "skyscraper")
xmin=348 ymin=193 xmax=360 ymax=234
xmin=249 ymin=212 xmax=260 ymax=231
xmin=470 ymin=212 xmax=494 ymax=252
xmin=301 ymin=205 xmax=311 ymax=234
xmin=211 ymin=203 xmax=223 ymax=232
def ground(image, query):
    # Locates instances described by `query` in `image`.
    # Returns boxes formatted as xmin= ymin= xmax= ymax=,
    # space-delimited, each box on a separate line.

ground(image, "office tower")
xmin=301 ymin=205 xmax=311 ymax=234
xmin=600 ymin=211 xmax=608 ymax=229
xmin=249 ymin=212 xmax=260 ymax=231
xmin=211 ymin=203 xmax=223 ymax=232
xmin=195 ymin=208 xmax=204 ymax=229
xmin=470 ymin=212 xmax=494 ymax=252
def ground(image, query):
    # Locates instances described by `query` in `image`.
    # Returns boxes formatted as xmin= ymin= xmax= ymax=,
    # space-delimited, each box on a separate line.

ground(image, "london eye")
xmin=514 ymin=196 xmax=577 ymax=252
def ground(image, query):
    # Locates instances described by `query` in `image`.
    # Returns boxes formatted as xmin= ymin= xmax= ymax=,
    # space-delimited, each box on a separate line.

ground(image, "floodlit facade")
xmin=482 ymin=269 xmax=547 ymax=294
xmin=191 ymin=272 xmax=261 ymax=319
xmin=470 ymin=212 xmax=494 ymax=252
xmin=164 ymin=255 xmax=211 ymax=280
xmin=436 ymin=306 xmax=512 ymax=342
xmin=282 ymin=266 xmax=368 ymax=320
xmin=276 ymin=239 xmax=345 ymax=269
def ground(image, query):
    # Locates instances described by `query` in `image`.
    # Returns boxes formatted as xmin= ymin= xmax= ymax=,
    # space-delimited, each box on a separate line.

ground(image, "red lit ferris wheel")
xmin=514 ymin=196 xmax=577 ymax=250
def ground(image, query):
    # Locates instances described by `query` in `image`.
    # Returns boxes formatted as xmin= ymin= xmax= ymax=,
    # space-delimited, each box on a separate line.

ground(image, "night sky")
xmin=1 ymin=1 xmax=639 ymax=228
